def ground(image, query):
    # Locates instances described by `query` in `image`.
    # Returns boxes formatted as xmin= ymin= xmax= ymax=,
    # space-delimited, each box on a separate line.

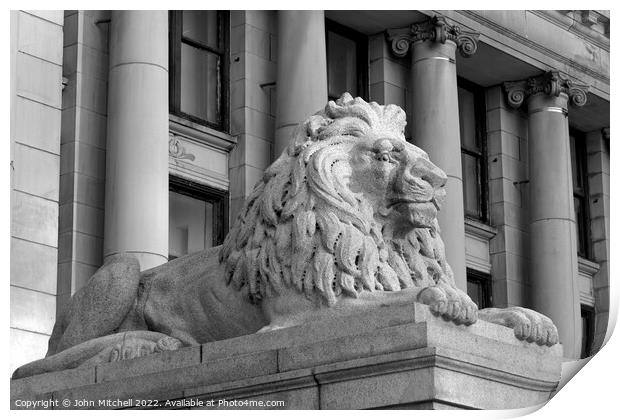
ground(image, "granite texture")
xmin=11 ymin=303 xmax=563 ymax=410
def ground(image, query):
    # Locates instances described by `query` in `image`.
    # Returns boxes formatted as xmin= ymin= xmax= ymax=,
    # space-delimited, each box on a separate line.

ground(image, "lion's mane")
xmin=220 ymin=94 xmax=456 ymax=305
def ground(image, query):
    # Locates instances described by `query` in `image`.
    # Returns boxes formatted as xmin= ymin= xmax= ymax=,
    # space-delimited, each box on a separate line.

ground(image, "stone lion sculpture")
xmin=12 ymin=94 xmax=558 ymax=379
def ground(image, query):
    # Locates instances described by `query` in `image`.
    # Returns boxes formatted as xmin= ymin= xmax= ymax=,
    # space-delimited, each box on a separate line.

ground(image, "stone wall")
xmin=57 ymin=10 xmax=110 ymax=319
xmin=10 ymin=10 xmax=65 ymax=373
xmin=485 ymin=86 xmax=530 ymax=308
xmin=368 ymin=33 xmax=413 ymax=140
xmin=586 ymin=129 xmax=610 ymax=352
xmin=228 ymin=11 xmax=277 ymax=221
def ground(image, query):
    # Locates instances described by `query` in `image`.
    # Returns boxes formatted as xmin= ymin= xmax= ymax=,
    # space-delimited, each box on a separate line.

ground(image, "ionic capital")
xmin=504 ymin=71 xmax=589 ymax=110
xmin=386 ymin=15 xmax=479 ymax=58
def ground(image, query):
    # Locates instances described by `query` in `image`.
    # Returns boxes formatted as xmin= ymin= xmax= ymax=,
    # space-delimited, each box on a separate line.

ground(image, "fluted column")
xmin=387 ymin=16 xmax=479 ymax=291
xmin=504 ymin=71 xmax=589 ymax=358
xmin=104 ymin=11 xmax=169 ymax=270
xmin=274 ymin=11 xmax=328 ymax=157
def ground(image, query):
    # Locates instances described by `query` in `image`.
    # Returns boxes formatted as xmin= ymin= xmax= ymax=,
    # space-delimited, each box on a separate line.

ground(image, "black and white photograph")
xmin=8 ymin=6 xmax=613 ymax=412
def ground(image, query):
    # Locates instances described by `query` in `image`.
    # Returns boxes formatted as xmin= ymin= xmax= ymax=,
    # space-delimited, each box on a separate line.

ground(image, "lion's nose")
xmin=416 ymin=158 xmax=447 ymax=190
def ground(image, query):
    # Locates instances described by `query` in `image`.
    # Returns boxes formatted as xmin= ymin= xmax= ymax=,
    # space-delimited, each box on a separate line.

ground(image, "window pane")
xmin=462 ymin=153 xmax=481 ymax=218
xmin=570 ymin=134 xmax=583 ymax=191
xmin=581 ymin=306 xmax=594 ymax=358
xmin=327 ymin=31 xmax=358 ymax=99
xmin=180 ymin=43 xmax=219 ymax=124
xmin=458 ymin=87 xmax=478 ymax=151
xmin=574 ymin=196 xmax=587 ymax=257
xmin=169 ymin=191 xmax=214 ymax=259
xmin=467 ymin=280 xmax=483 ymax=308
xmin=183 ymin=11 xmax=218 ymax=48
xmin=570 ymin=131 xmax=590 ymax=258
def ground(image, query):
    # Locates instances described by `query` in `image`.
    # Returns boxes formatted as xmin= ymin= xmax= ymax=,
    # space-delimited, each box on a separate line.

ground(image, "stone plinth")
xmin=11 ymin=303 xmax=562 ymax=410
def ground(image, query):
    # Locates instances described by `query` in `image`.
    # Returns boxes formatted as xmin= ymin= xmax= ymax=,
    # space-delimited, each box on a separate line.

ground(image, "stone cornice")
xmin=386 ymin=15 xmax=480 ymax=58
xmin=530 ymin=11 xmax=609 ymax=52
xmin=455 ymin=10 xmax=610 ymax=88
xmin=503 ymin=71 xmax=589 ymax=109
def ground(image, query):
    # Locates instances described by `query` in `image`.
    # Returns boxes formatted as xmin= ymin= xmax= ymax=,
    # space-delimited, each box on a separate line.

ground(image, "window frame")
xmin=169 ymin=175 xmax=229 ymax=249
xmin=458 ymin=77 xmax=488 ymax=223
xmin=169 ymin=11 xmax=230 ymax=132
xmin=466 ymin=268 xmax=492 ymax=309
xmin=325 ymin=18 xmax=369 ymax=101
xmin=569 ymin=128 xmax=592 ymax=260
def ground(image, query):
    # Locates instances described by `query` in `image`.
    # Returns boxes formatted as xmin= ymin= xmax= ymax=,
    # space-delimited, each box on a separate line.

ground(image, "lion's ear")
xmin=305 ymin=115 xmax=332 ymax=141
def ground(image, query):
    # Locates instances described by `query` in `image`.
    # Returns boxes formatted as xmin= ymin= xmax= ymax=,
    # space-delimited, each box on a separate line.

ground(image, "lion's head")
xmin=220 ymin=93 xmax=456 ymax=305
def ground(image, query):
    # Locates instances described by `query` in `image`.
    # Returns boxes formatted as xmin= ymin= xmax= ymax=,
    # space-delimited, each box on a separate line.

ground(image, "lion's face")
xmin=222 ymin=93 xmax=457 ymax=306
xmin=347 ymin=135 xmax=447 ymax=232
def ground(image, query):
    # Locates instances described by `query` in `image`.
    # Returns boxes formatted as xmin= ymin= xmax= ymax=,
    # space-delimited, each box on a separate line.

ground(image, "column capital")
xmin=386 ymin=15 xmax=480 ymax=58
xmin=504 ymin=71 xmax=589 ymax=110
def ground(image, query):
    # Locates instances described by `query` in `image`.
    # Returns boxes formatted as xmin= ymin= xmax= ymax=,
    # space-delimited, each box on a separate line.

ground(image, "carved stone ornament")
xmin=386 ymin=15 xmax=480 ymax=58
xmin=503 ymin=70 xmax=589 ymax=109
xmin=12 ymin=93 xmax=559 ymax=380
xmin=168 ymin=133 xmax=196 ymax=161
xmin=602 ymin=127 xmax=610 ymax=141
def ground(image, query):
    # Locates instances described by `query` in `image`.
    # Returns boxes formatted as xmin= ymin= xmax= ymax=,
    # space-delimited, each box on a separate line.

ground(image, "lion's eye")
xmin=378 ymin=152 xmax=391 ymax=162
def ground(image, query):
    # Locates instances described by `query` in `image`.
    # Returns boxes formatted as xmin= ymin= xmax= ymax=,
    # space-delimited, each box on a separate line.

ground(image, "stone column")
xmin=274 ymin=11 xmax=328 ymax=157
xmin=387 ymin=16 xmax=479 ymax=291
xmin=504 ymin=71 xmax=589 ymax=359
xmin=104 ymin=11 xmax=169 ymax=270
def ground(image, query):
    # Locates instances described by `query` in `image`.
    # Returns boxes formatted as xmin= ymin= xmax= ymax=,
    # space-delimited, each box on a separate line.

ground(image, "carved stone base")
xmin=11 ymin=303 xmax=562 ymax=410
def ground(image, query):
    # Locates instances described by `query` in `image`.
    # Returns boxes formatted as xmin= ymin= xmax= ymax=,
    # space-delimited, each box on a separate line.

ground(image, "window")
xmin=466 ymin=269 xmax=492 ymax=309
xmin=169 ymin=176 xmax=228 ymax=260
xmin=580 ymin=305 xmax=594 ymax=358
xmin=570 ymin=129 xmax=591 ymax=259
xmin=458 ymin=78 xmax=488 ymax=222
xmin=169 ymin=11 xmax=229 ymax=130
xmin=326 ymin=19 xmax=368 ymax=101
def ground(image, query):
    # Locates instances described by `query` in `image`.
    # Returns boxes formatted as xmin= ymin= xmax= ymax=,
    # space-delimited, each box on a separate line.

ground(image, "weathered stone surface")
xmin=47 ymin=254 xmax=141 ymax=356
xmin=96 ymin=345 xmax=201 ymax=383
xmin=10 ymin=303 xmax=561 ymax=410
xmin=11 ymin=364 xmax=95 ymax=398
xmin=186 ymin=368 xmax=318 ymax=410
xmin=201 ymin=301 xmax=430 ymax=362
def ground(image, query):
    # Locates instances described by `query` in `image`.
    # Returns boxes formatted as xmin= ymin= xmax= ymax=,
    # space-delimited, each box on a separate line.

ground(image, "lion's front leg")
xmin=259 ymin=284 xmax=479 ymax=332
xmin=478 ymin=307 xmax=559 ymax=346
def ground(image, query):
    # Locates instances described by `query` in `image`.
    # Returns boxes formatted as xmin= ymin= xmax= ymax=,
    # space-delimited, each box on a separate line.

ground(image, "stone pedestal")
xmin=387 ymin=16 xmax=480 ymax=291
xmin=11 ymin=303 xmax=562 ymax=410
xmin=104 ymin=11 xmax=169 ymax=270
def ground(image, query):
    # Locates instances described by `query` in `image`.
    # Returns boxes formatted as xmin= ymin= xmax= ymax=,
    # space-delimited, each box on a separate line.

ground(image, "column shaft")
xmin=411 ymin=40 xmax=467 ymax=291
xmin=104 ymin=11 xmax=169 ymax=270
xmin=274 ymin=11 xmax=328 ymax=157
xmin=527 ymin=93 xmax=581 ymax=358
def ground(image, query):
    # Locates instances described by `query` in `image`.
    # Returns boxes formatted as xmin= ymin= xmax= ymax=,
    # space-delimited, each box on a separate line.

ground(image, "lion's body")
xmin=12 ymin=94 xmax=558 ymax=380
xmin=130 ymin=246 xmax=266 ymax=345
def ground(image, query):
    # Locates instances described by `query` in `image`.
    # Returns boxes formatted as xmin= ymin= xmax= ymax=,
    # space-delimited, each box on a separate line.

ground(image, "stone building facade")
xmin=10 ymin=10 xmax=610 ymax=373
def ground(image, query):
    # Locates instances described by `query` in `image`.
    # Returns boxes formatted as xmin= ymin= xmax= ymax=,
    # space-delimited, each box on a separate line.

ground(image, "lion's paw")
xmin=478 ymin=307 xmax=559 ymax=346
xmin=109 ymin=338 xmax=158 ymax=362
xmin=156 ymin=336 xmax=183 ymax=352
xmin=108 ymin=336 xmax=183 ymax=362
xmin=417 ymin=286 xmax=478 ymax=325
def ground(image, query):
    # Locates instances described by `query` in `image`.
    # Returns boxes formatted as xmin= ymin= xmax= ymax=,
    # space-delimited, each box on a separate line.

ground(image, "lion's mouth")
xmin=388 ymin=197 xmax=441 ymax=211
